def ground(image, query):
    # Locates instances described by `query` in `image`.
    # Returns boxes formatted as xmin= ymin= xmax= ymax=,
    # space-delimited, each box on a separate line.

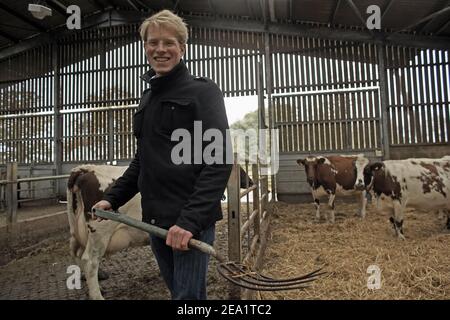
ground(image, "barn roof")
xmin=0 ymin=0 xmax=449 ymax=60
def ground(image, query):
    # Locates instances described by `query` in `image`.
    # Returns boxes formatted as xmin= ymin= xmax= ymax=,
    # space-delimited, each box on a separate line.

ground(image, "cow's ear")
xmin=318 ymin=158 xmax=326 ymax=164
xmin=370 ymin=162 xmax=383 ymax=171
xmin=297 ymin=159 xmax=306 ymax=166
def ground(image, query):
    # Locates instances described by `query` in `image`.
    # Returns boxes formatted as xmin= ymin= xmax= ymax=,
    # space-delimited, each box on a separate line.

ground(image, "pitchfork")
xmin=93 ymin=208 xmax=326 ymax=291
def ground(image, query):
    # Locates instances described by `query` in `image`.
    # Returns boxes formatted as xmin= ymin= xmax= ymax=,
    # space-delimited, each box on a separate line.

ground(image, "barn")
xmin=0 ymin=0 xmax=449 ymax=300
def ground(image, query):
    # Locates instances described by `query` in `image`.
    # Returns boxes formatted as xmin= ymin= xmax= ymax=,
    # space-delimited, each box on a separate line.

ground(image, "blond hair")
xmin=139 ymin=10 xmax=188 ymax=45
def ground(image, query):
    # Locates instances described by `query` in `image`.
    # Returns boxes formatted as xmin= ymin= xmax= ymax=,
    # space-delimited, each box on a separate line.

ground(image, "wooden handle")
xmin=93 ymin=208 xmax=225 ymax=262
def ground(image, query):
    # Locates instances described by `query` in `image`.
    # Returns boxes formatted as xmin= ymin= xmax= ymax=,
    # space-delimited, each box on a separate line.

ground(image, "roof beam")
xmin=0 ymin=3 xmax=46 ymax=33
xmin=381 ymin=0 xmax=395 ymax=20
xmin=288 ymin=0 xmax=293 ymax=21
xmin=126 ymin=0 xmax=140 ymax=11
xmin=0 ymin=29 xmax=19 ymax=43
xmin=268 ymin=0 xmax=276 ymax=22
xmin=329 ymin=0 xmax=341 ymax=25
xmin=46 ymin=0 xmax=68 ymax=17
xmin=397 ymin=6 xmax=450 ymax=33
xmin=184 ymin=16 xmax=450 ymax=50
xmin=133 ymin=0 xmax=151 ymax=11
xmin=0 ymin=9 xmax=148 ymax=60
xmin=245 ymin=0 xmax=252 ymax=17
xmin=172 ymin=0 xmax=181 ymax=11
xmin=344 ymin=0 xmax=374 ymax=36
xmin=209 ymin=0 xmax=217 ymax=16
xmin=87 ymin=0 xmax=104 ymax=11
xmin=260 ymin=0 xmax=268 ymax=28
xmin=417 ymin=1 xmax=450 ymax=33
xmin=436 ymin=19 xmax=450 ymax=35
xmin=103 ymin=0 xmax=117 ymax=8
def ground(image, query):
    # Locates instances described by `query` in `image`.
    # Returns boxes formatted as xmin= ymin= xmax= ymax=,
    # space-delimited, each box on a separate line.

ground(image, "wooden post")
xmin=53 ymin=43 xmax=63 ymax=197
xmin=108 ymin=109 xmax=114 ymax=162
xmin=6 ymin=163 xmax=18 ymax=226
xmin=264 ymin=32 xmax=277 ymax=202
xmin=252 ymin=163 xmax=260 ymax=240
xmin=227 ymin=154 xmax=241 ymax=299
xmin=377 ymin=44 xmax=391 ymax=160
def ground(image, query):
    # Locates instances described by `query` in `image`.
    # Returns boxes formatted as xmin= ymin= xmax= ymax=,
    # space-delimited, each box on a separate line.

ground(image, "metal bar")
xmin=436 ymin=20 xmax=450 ymax=35
xmin=417 ymin=1 xmax=450 ymax=33
xmin=344 ymin=0 xmax=374 ymax=36
xmin=395 ymin=6 xmax=450 ymax=33
xmin=53 ymin=42 xmax=63 ymax=196
xmin=377 ymin=45 xmax=391 ymax=159
xmin=330 ymin=0 xmax=341 ymax=25
xmin=381 ymin=0 xmax=395 ymax=20
xmin=272 ymin=86 xmax=379 ymax=98
xmin=0 ymin=174 xmax=70 ymax=185
xmin=227 ymin=157 xmax=242 ymax=299
xmin=46 ymin=0 xmax=68 ymax=17
xmin=6 ymin=163 xmax=18 ymax=225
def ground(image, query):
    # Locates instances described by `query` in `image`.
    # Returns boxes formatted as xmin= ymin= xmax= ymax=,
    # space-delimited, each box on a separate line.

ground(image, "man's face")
xmin=144 ymin=25 xmax=185 ymax=77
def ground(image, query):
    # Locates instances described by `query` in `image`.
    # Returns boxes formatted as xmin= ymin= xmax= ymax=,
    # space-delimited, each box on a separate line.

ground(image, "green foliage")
xmin=230 ymin=110 xmax=258 ymax=131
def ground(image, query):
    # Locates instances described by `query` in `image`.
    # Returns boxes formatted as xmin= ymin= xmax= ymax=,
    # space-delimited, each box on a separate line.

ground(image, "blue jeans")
xmin=150 ymin=225 xmax=215 ymax=300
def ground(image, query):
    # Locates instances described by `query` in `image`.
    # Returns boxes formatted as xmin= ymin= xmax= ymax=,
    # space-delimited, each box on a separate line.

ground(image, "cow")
xmin=296 ymin=154 xmax=370 ymax=223
xmin=363 ymin=156 xmax=450 ymax=239
xmin=67 ymin=164 xmax=149 ymax=300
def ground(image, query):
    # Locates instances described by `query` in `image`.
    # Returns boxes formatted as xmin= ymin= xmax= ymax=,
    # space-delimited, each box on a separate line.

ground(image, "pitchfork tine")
xmin=229 ymin=263 xmax=327 ymax=283
xmin=218 ymin=263 xmax=326 ymax=290
xmin=219 ymin=266 xmax=319 ymax=289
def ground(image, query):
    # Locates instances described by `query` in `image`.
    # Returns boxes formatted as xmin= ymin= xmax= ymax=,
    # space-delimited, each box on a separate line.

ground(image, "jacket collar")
xmin=140 ymin=60 xmax=189 ymax=92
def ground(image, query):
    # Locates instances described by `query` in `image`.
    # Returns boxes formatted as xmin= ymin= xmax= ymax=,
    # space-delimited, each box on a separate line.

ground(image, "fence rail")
xmin=1 ymin=163 xmax=69 ymax=225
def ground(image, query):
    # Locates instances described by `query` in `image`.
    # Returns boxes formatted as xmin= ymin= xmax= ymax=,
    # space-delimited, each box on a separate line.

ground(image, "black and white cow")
xmin=364 ymin=156 xmax=450 ymax=239
xmin=297 ymin=154 xmax=369 ymax=223
xmin=67 ymin=165 xmax=149 ymax=300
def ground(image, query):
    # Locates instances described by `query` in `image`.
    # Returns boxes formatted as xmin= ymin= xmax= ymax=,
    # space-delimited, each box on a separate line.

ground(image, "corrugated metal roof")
xmin=0 ymin=0 xmax=449 ymax=54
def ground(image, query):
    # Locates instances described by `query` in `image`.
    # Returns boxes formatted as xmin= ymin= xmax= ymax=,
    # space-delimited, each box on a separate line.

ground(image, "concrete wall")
xmin=389 ymin=144 xmax=450 ymax=160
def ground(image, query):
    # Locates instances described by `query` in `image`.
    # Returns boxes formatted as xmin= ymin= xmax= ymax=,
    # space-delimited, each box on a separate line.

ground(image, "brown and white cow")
xmin=67 ymin=165 xmax=149 ymax=300
xmin=363 ymin=156 xmax=450 ymax=239
xmin=296 ymin=154 xmax=369 ymax=223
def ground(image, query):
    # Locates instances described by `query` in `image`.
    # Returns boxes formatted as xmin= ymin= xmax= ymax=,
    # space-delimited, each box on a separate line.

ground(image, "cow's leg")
xmin=312 ymin=190 xmax=320 ymax=221
xmin=389 ymin=200 xmax=405 ymax=240
xmin=81 ymin=221 xmax=117 ymax=300
xmin=359 ymin=190 xmax=367 ymax=219
xmin=443 ymin=210 xmax=450 ymax=230
xmin=328 ymin=193 xmax=336 ymax=223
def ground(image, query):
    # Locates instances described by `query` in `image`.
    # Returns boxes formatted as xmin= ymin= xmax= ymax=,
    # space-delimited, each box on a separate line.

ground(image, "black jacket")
xmin=103 ymin=61 xmax=233 ymax=236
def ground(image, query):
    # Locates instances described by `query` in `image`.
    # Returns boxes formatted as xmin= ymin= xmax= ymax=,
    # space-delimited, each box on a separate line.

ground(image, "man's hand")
xmin=91 ymin=200 xmax=112 ymax=221
xmin=166 ymin=225 xmax=193 ymax=251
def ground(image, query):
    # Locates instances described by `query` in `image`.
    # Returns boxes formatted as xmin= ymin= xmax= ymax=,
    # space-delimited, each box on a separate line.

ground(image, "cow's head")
xmin=297 ymin=157 xmax=326 ymax=188
xmin=363 ymin=162 xmax=384 ymax=191
xmin=353 ymin=155 xmax=369 ymax=190
xmin=67 ymin=167 xmax=116 ymax=219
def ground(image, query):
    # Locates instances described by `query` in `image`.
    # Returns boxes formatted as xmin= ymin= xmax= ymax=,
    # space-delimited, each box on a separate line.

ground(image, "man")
xmin=93 ymin=10 xmax=232 ymax=300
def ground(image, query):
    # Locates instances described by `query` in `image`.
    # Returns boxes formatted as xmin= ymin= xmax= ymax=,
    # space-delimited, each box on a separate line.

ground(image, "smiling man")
xmin=93 ymin=10 xmax=232 ymax=300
